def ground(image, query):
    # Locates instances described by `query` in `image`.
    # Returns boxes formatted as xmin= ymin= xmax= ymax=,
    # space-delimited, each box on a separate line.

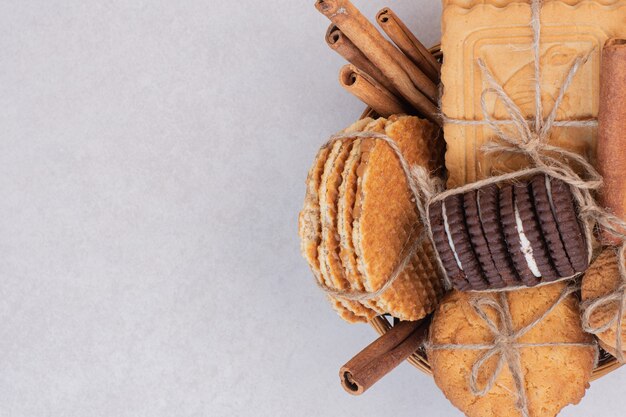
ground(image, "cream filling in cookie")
xmin=477 ymin=191 xmax=485 ymax=226
xmin=442 ymin=201 xmax=464 ymax=271
xmin=514 ymin=202 xmax=542 ymax=278
xmin=546 ymin=175 xmax=557 ymax=216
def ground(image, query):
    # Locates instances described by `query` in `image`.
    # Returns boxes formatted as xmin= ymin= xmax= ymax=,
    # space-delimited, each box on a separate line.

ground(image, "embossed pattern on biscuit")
xmin=441 ymin=1 xmax=626 ymax=188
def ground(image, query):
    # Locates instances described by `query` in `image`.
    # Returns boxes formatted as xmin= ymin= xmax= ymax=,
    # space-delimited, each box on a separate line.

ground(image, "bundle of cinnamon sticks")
xmin=317 ymin=0 xmax=441 ymax=123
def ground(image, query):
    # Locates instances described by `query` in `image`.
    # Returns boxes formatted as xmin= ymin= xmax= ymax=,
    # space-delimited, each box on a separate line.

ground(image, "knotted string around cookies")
xmin=313 ymin=130 xmax=446 ymax=302
xmin=426 ymin=284 xmax=598 ymax=417
xmin=438 ymin=0 xmax=626 ymax=361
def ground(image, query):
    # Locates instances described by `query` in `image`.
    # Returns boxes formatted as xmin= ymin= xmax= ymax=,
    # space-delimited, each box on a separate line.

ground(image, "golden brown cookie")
xmin=320 ymin=139 xmax=377 ymax=320
xmin=353 ymin=115 xmax=445 ymax=320
xmin=299 ymin=119 xmax=373 ymax=323
xmin=581 ymin=248 xmax=626 ymax=357
xmin=429 ymin=282 xmax=596 ymax=417
xmin=337 ymin=122 xmax=385 ymax=316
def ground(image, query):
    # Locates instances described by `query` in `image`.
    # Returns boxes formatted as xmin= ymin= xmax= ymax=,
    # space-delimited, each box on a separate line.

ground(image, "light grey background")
xmin=0 ymin=0 xmax=623 ymax=416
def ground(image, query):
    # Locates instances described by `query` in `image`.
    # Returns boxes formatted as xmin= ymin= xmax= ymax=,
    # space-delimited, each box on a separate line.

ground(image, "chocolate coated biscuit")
xmin=463 ymin=190 xmax=506 ymax=289
xmin=429 ymin=200 xmax=470 ymax=290
xmin=530 ymin=175 xmax=576 ymax=277
xmin=477 ymin=184 xmax=520 ymax=287
xmin=444 ymin=194 xmax=489 ymax=290
xmin=500 ymin=184 xmax=541 ymax=287
xmin=513 ymin=182 xmax=559 ymax=282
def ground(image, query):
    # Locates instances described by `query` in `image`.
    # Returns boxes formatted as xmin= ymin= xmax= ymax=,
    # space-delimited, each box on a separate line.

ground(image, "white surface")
xmin=0 ymin=1 xmax=623 ymax=416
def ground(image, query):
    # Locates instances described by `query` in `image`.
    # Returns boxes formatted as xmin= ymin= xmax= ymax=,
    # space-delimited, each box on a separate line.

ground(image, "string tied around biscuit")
xmin=439 ymin=0 xmax=626 ymax=358
xmin=426 ymin=284 xmax=599 ymax=417
xmin=581 ymin=245 xmax=626 ymax=363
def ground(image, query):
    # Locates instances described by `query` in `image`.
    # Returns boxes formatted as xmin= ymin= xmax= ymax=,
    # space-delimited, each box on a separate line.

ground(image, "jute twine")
xmin=315 ymin=1 xmax=626 ymax=367
xmin=314 ymin=130 xmax=445 ymax=302
xmin=425 ymin=284 xmax=598 ymax=417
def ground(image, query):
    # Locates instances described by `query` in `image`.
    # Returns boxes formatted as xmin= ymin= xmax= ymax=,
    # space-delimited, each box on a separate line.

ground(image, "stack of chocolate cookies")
xmin=429 ymin=174 xmax=589 ymax=291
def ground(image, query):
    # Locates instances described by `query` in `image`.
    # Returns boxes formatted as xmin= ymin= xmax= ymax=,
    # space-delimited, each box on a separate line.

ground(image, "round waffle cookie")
xmin=429 ymin=283 xmax=596 ymax=417
xmin=547 ymin=177 xmax=589 ymax=273
xmin=463 ymin=189 xmax=507 ymax=289
xmin=476 ymin=184 xmax=520 ymax=287
xmin=581 ymin=248 xmax=626 ymax=358
xmin=530 ymin=174 xmax=576 ymax=277
xmin=500 ymin=184 xmax=542 ymax=287
xmin=352 ymin=115 xmax=445 ymax=321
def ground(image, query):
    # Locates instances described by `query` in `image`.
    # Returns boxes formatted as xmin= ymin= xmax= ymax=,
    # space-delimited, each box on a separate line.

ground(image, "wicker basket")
xmin=362 ymin=44 xmax=622 ymax=381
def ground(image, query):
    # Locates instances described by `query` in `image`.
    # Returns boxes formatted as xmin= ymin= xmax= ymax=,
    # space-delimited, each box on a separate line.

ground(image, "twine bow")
xmin=427 ymin=285 xmax=598 ymax=417
xmin=313 ymin=131 xmax=445 ymax=301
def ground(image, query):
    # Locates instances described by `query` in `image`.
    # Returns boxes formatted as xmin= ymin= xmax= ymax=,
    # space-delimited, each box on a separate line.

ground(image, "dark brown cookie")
xmin=463 ymin=190 xmax=507 ymax=289
xmin=500 ymin=184 xmax=542 ymax=287
xmin=548 ymin=177 xmax=589 ymax=273
xmin=476 ymin=184 xmax=520 ymax=287
xmin=429 ymin=200 xmax=470 ymax=291
xmin=444 ymin=194 xmax=489 ymax=290
xmin=513 ymin=182 xmax=560 ymax=282
xmin=530 ymin=175 xmax=576 ymax=277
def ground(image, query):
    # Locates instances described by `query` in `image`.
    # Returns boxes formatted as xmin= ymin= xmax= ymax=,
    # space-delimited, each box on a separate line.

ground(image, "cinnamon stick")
xmin=340 ymin=317 xmax=431 ymax=395
xmin=339 ymin=64 xmax=409 ymax=117
xmin=326 ymin=24 xmax=399 ymax=97
xmin=315 ymin=0 xmax=440 ymax=120
xmin=376 ymin=8 xmax=440 ymax=83
xmin=597 ymin=38 xmax=626 ymax=244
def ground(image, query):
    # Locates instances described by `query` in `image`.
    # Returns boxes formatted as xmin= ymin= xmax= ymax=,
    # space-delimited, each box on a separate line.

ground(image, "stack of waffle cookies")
xmin=299 ymin=115 xmax=446 ymax=322
xmin=429 ymin=174 xmax=589 ymax=291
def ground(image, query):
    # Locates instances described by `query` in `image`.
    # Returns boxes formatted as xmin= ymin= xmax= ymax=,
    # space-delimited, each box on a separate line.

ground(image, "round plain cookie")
xmin=463 ymin=189 xmax=506 ymax=289
xmin=530 ymin=174 xmax=576 ymax=278
xmin=477 ymin=184 xmax=521 ymax=287
xmin=429 ymin=283 xmax=596 ymax=417
xmin=500 ymin=184 xmax=541 ymax=287
xmin=512 ymin=181 xmax=559 ymax=282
